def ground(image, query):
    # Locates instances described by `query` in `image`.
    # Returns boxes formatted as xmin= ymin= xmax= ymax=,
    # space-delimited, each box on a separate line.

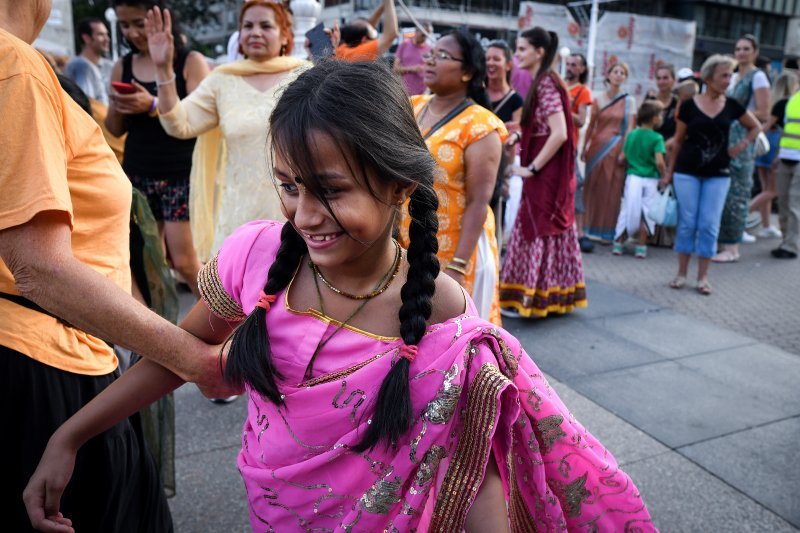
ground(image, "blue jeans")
xmin=673 ymin=172 xmax=731 ymax=258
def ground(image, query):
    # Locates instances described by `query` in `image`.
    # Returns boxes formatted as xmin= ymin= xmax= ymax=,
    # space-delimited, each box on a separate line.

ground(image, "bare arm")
xmin=22 ymin=302 xmax=240 ymax=532
xmin=580 ymin=100 xmax=599 ymax=160
xmin=530 ymin=111 xmax=568 ymax=173
xmin=367 ymin=1 xmax=385 ymax=28
xmin=511 ymin=106 xmax=522 ymax=126
xmin=665 ymin=119 xmax=687 ymax=183
xmin=753 ymin=86 xmax=770 ymax=124
xmin=729 ymin=110 xmax=762 ymax=158
xmin=376 ymin=0 xmax=399 ymax=56
xmin=573 ymin=102 xmax=588 ymax=128
xmin=465 ymin=454 xmax=510 ymax=533
xmin=104 ymin=60 xmax=127 ymax=137
xmin=0 ymin=211 xmax=235 ymax=393
xmin=655 ymin=151 xmax=667 ymax=180
xmin=447 ymin=132 xmax=502 ymax=284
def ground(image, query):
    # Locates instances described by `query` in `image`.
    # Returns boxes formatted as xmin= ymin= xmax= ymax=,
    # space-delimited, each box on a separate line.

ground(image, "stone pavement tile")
xmin=569 ymin=360 xmax=779 ymax=448
xmin=677 ymin=344 xmax=800 ymax=418
xmin=572 ymin=281 xmax=663 ymax=319
xmin=174 ymin=384 xmax=248 ymax=457
xmin=504 ymin=316 xmax=667 ymax=381
xmin=588 ymin=309 xmax=755 ymax=359
xmin=680 ymin=416 xmax=800 ymax=529
xmin=170 ymin=446 xmax=249 ymax=533
xmin=623 ymin=451 xmax=798 ymax=533
xmin=546 ymin=375 xmax=669 ymax=466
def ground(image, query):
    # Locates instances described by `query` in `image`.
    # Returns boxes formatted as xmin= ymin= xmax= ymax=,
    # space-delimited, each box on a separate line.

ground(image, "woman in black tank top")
xmin=106 ymin=0 xmax=209 ymax=297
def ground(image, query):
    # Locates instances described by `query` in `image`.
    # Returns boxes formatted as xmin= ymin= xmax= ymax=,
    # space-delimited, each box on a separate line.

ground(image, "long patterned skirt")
xmin=499 ymin=226 xmax=588 ymax=317
xmin=719 ymin=123 xmax=756 ymax=244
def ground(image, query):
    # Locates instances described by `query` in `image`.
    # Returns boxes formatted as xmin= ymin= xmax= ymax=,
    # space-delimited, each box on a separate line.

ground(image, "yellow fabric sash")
xmin=191 ymin=57 xmax=309 ymax=262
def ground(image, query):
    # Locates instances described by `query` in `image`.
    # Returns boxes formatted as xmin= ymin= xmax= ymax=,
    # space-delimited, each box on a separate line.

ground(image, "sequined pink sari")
xmin=198 ymin=221 xmax=656 ymax=532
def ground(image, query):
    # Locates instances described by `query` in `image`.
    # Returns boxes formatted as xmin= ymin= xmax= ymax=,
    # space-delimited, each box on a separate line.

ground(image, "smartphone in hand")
xmin=306 ymin=23 xmax=334 ymax=60
xmin=111 ymin=81 xmax=137 ymax=95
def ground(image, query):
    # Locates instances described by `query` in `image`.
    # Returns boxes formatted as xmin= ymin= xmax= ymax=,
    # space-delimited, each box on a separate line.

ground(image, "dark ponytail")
xmin=520 ymin=27 xmax=560 ymax=124
xmin=227 ymin=61 xmax=440 ymax=451
xmin=224 ymin=223 xmax=307 ymax=404
xmin=447 ymin=28 xmax=490 ymax=109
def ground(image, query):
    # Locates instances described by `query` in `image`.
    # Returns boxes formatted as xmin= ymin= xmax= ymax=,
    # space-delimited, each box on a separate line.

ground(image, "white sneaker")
xmin=757 ymin=226 xmax=782 ymax=238
xmin=741 ymin=232 xmax=757 ymax=244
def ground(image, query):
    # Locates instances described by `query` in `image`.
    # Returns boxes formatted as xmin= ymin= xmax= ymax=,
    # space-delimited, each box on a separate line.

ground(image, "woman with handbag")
xmin=399 ymin=29 xmax=506 ymax=325
xmin=712 ymin=34 xmax=771 ymax=262
xmin=665 ymin=55 xmax=760 ymax=295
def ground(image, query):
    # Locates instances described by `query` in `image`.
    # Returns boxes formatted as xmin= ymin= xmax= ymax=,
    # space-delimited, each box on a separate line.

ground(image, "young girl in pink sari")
xmin=24 ymin=56 xmax=656 ymax=533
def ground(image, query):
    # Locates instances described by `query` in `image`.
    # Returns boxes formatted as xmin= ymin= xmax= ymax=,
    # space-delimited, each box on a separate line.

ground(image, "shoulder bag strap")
xmin=424 ymin=98 xmax=475 ymax=140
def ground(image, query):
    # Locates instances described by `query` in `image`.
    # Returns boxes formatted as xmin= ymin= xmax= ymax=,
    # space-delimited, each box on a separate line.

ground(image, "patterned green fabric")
xmin=719 ymin=69 xmax=758 ymax=244
xmin=130 ymin=188 xmax=177 ymax=497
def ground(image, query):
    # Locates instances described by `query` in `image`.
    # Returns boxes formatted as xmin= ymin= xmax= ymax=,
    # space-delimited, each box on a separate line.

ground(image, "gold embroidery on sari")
xmin=429 ymin=362 xmax=510 ymax=532
xmin=197 ymin=254 xmax=246 ymax=321
xmin=549 ymin=472 xmax=591 ymax=518
xmin=331 ymin=380 xmax=366 ymax=423
xmin=424 ymin=363 xmax=461 ymax=425
xmin=359 ymin=474 xmax=403 ymax=515
xmin=535 ymin=414 xmax=566 ymax=454
xmin=409 ymin=419 xmax=428 ymax=464
xmin=413 ymin=445 xmax=447 ymax=489
xmin=298 ymin=347 xmax=396 ymax=387
xmin=340 ymin=508 xmax=362 ymax=532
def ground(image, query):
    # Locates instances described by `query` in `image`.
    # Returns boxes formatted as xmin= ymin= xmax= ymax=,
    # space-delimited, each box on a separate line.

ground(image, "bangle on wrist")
xmin=450 ymin=257 xmax=468 ymax=266
xmin=445 ymin=264 xmax=466 ymax=275
xmin=156 ymin=74 xmax=176 ymax=87
xmin=148 ymin=96 xmax=158 ymax=117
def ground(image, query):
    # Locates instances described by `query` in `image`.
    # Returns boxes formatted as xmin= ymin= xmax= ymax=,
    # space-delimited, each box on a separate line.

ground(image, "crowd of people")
xmin=2 ymin=0 xmax=799 ymax=531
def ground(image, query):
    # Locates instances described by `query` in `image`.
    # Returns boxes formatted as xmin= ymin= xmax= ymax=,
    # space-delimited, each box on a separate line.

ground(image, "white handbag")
xmin=755 ymin=131 xmax=770 ymax=157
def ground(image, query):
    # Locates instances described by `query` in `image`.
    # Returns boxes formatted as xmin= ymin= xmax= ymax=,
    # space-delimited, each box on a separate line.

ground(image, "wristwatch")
xmin=528 ymin=162 xmax=540 ymax=176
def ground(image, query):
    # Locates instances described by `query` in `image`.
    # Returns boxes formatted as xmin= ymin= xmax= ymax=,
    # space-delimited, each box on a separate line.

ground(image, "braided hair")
xmin=225 ymin=60 xmax=440 ymax=451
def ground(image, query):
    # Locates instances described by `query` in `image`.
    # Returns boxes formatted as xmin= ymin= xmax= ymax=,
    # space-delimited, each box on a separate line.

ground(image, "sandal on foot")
xmin=670 ymin=276 xmax=686 ymax=289
xmin=696 ymin=279 xmax=712 ymax=295
xmin=711 ymin=250 xmax=739 ymax=263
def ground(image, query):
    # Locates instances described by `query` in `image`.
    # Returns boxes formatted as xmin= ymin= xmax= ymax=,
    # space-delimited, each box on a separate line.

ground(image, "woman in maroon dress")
xmin=499 ymin=27 xmax=587 ymax=318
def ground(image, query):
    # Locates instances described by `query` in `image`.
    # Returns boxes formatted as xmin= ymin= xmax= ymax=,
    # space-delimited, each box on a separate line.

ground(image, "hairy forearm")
xmin=454 ymin=201 xmax=489 ymax=264
xmin=16 ymin=257 xmax=208 ymax=382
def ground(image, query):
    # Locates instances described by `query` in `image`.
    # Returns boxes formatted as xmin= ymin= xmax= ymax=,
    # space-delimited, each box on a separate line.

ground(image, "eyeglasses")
xmin=422 ymin=50 xmax=464 ymax=63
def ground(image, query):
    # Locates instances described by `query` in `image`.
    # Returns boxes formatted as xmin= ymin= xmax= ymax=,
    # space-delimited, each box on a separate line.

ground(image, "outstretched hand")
xmin=22 ymin=433 xmax=78 ymax=533
xmin=146 ymin=6 xmax=174 ymax=69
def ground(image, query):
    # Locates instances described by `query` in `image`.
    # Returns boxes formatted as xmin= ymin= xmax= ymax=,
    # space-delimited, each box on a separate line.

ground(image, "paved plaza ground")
xmin=168 ymin=231 xmax=800 ymax=532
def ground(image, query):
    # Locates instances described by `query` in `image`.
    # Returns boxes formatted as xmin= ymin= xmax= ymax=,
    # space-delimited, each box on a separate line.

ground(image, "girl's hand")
xmin=145 ymin=6 xmax=174 ymax=69
xmin=658 ymin=174 xmax=672 ymax=190
xmin=509 ymin=165 xmax=534 ymax=178
xmin=23 ymin=432 xmax=78 ymax=533
xmin=109 ymin=80 xmax=154 ymax=115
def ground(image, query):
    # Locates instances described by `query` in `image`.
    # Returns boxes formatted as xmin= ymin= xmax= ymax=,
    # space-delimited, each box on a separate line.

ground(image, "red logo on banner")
xmin=568 ymin=21 xmax=580 ymax=37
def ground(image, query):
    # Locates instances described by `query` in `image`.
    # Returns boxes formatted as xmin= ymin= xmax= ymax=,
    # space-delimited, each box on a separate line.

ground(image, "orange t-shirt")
xmin=0 ymin=28 xmax=131 ymax=375
xmin=568 ymin=83 xmax=592 ymax=142
xmin=336 ymin=39 xmax=379 ymax=62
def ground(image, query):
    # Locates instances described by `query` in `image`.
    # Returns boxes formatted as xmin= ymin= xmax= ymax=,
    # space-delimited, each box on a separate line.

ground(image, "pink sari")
xmin=198 ymin=221 xmax=656 ymax=532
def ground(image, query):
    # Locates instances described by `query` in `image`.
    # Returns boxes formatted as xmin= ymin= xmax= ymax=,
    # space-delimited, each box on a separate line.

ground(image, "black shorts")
xmin=131 ymin=175 xmax=190 ymax=222
xmin=0 ymin=345 xmax=173 ymax=532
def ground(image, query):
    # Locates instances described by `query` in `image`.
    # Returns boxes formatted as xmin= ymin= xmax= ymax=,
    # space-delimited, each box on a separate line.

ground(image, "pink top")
xmin=395 ymin=38 xmax=431 ymax=96
xmin=199 ymin=220 xmax=656 ymax=531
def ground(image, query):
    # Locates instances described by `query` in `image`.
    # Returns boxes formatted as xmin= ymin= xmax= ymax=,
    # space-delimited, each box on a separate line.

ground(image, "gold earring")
xmin=461 ymin=75 xmax=470 ymax=82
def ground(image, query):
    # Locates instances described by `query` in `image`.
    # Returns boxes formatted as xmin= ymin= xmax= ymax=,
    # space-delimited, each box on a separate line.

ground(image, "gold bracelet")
xmin=450 ymin=257 xmax=468 ymax=266
xmin=445 ymin=264 xmax=466 ymax=275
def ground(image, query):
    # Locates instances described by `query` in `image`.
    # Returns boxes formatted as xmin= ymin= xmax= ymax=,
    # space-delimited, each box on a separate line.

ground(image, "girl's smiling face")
xmin=273 ymin=132 xmax=411 ymax=270
xmin=116 ymin=4 xmax=149 ymax=53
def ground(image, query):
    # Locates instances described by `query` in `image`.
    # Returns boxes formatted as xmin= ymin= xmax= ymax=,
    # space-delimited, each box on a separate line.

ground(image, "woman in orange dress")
xmin=399 ymin=29 xmax=506 ymax=325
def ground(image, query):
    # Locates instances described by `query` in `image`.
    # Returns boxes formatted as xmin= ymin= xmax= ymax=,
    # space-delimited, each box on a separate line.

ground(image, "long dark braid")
xmin=224 ymin=223 xmax=307 ymax=404
xmin=353 ymin=182 xmax=440 ymax=452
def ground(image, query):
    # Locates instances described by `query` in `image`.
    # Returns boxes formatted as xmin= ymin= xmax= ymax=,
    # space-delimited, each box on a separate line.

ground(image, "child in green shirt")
xmin=613 ymin=100 xmax=667 ymax=258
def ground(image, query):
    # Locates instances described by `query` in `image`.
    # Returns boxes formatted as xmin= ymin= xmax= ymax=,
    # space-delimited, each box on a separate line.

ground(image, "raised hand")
xmin=145 ymin=6 xmax=174 ymax=69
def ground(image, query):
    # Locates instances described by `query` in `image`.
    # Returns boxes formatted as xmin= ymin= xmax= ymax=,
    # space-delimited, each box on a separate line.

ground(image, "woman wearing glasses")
xmin=399 ymin=29 xmax=507 ymax=325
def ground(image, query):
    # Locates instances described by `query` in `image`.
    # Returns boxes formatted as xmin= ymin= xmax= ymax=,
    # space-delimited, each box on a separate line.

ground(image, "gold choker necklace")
xmin=309 ymin=241 xmax=402 ymax=300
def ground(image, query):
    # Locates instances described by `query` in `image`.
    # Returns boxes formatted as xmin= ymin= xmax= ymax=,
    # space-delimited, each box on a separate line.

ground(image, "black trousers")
xmin=0 ymin=344 xmax=173 ymax=532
